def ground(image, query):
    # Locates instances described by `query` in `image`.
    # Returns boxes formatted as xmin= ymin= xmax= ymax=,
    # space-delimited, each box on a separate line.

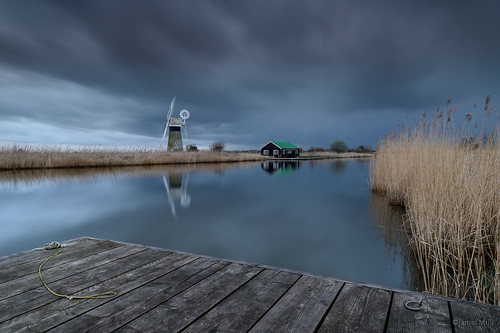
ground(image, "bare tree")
xmin=210 ymin=141 xmax=225 ymax=152
xmin=186 ymin=144 xmax=198 ymax=152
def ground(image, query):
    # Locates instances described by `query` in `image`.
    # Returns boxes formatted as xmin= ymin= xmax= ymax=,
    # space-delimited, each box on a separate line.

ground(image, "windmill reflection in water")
xmin=162 ymin=173 xmax=190 ymax=217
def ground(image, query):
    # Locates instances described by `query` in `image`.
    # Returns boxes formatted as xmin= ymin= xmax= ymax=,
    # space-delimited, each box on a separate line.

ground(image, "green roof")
xmin=272 ymin=141 xmax=298 ymax=149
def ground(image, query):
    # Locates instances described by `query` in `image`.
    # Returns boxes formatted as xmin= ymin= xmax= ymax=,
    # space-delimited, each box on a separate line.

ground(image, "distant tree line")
xmin=183 ymin=141 xmax=226 ymax=152
xmin=306 ymin=140 xmax=374 ymax=153
xmin=183 ymin=140 xmax=372 ymax=153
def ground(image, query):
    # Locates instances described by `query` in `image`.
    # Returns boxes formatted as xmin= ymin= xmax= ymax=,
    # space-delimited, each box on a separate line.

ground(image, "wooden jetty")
xmin=0 ymin=237 xmax=498 ymax=332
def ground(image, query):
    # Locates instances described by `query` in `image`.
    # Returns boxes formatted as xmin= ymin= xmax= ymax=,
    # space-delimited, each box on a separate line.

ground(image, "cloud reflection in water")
xmin=0 ymin=160 xmax=418 ymax=291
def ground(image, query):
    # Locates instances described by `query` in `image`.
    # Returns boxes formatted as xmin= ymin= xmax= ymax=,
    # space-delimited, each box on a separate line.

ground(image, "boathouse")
xmin=260 ymin=141 xmax=300 ymax=158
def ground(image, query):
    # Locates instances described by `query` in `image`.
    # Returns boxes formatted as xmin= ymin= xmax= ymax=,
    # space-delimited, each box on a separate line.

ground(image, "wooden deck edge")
xmin=0 ymin=236 xmax=116 ymax=261
xmin=71 ymin=236 xmax=500 ymax=310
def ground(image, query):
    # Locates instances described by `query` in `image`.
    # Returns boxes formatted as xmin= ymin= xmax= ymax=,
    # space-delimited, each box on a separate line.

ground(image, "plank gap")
xmin=313 ymin=281 xmax=346 ymax=333
xmin=382 ymin=291 xmax=394 ymax=333
xmin=246 ymin=272 xmax=303 ymax=332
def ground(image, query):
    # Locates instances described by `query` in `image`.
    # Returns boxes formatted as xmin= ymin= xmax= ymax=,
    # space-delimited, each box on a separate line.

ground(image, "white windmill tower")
xmin=161 ymin=97 xmax=190 ymax=151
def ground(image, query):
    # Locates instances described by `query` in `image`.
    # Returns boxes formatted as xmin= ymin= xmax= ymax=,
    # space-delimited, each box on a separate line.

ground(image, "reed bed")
xmin=370 ymin=98 xmax=499 ymax=305
xmin=0 ymin=145 xmax=265 ymax=170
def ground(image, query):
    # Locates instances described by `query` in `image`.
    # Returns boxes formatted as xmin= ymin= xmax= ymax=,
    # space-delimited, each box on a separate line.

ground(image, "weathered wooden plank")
xmin=122 ymin=262 xmax=263 ymax=332
xmin=0 ymin=243 xmax=141 ymax=301
xmin=386 ymin=291 xmax=452 ymax=333
xmin=183 ymin=268 xmax=301 ymax=332
xmin=317 ymin=283 xmax=391 ymax=333
xmin=54 ymin=258 xmax=228 ymax=332
xmin=2 ymin=252 xmax=198 ymax=332
xmin=450 ymin=299 xmax=500 ymax=333
xmin=249 ymin=275 xmax=342 ymax=333
xmin=0 ymin=238 xmax=121 ymax=283
xmin=0 ymin=247 xmax=166 ymax=324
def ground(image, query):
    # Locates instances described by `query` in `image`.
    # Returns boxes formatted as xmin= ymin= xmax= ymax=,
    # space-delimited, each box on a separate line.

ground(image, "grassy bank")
xmin=0 ymin=145 xmax=375 ymax=170
xmin=301 ymin=151 xmax=375 ymax=159
xmin=370 ymin=100 xmax=499 ymax=304
xmin=0 ymin=145 xmax=265 ymax=170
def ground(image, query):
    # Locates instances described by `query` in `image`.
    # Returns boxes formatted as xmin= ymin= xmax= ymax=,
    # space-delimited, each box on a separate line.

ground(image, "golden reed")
xmin=0 ymin=146 xmax=264 ymax=170
xmin=370 ymin=97 xmax=499 ymax=304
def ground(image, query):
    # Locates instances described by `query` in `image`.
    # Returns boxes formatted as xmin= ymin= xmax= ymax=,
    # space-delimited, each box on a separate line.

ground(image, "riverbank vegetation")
xmin=0 ymin=144 xmax=375 ymax=170
xmin=370 ymin=98 xmax=499 ymax=305
xmin=300 ymin=151 xmax=374 ymax=159
xmin=307 ymin=141 xmax=374 ymax=153
xmin=0 ymin=145 xmax=264 ymax=170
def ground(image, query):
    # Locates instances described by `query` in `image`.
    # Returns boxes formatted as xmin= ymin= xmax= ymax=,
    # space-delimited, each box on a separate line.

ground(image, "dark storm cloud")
xmin=0 ymin=0 xmax=499 ymax=148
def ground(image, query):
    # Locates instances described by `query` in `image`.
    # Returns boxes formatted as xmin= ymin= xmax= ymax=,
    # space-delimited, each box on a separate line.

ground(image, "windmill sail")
xmin=179 ymin=109 xmax=190 ymax=141
xmin=161 ymin=96 xmax=176 ymax=147
xmin=162 ymin=174 xmax=176 ymax=217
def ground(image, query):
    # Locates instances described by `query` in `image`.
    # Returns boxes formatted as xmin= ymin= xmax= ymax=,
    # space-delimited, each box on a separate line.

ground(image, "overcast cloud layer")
xmin=0 ymin=0 xmax=499 ymax=150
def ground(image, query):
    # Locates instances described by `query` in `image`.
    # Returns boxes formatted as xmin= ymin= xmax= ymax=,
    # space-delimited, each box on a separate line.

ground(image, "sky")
xmin=0 ymin=0 xmax=499 ymax=150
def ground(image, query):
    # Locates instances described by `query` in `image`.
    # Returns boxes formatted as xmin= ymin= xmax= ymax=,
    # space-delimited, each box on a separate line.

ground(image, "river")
xmin=0 ymin=159 xmax=422 ymax=291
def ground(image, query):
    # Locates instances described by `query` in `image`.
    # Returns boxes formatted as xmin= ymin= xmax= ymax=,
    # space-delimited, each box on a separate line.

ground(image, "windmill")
xmin=161 ymin=97 xmax=190 ymax=151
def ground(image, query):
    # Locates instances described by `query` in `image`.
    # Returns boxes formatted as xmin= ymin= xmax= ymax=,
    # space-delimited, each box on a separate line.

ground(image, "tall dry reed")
xmin=371 ymin=97 xmax=499 ymax=305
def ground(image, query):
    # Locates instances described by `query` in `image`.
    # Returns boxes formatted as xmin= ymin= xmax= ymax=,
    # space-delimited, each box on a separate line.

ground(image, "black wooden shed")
xmin=260 ymin=141 xmax=300 ymax=158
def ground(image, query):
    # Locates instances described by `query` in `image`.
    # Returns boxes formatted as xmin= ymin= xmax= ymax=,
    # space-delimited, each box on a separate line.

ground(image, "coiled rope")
xmin=39 ymin=241 xmax=117 ymax=300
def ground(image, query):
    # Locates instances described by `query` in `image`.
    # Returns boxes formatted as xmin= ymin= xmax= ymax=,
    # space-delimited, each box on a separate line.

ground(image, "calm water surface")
xmin=0 ymin=159 xmax=421 ymax=290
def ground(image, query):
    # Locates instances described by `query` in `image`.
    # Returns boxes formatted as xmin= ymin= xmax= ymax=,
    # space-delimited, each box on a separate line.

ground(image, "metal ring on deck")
xmin=405 ymin=299 xmax=423 ymax=311
xmin=44 ymin=241 xmax=61 ymax=250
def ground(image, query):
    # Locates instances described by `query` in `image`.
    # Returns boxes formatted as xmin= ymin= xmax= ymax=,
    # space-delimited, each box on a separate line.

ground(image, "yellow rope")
xmin=38 ymin=242 xmax=117 ymax=300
